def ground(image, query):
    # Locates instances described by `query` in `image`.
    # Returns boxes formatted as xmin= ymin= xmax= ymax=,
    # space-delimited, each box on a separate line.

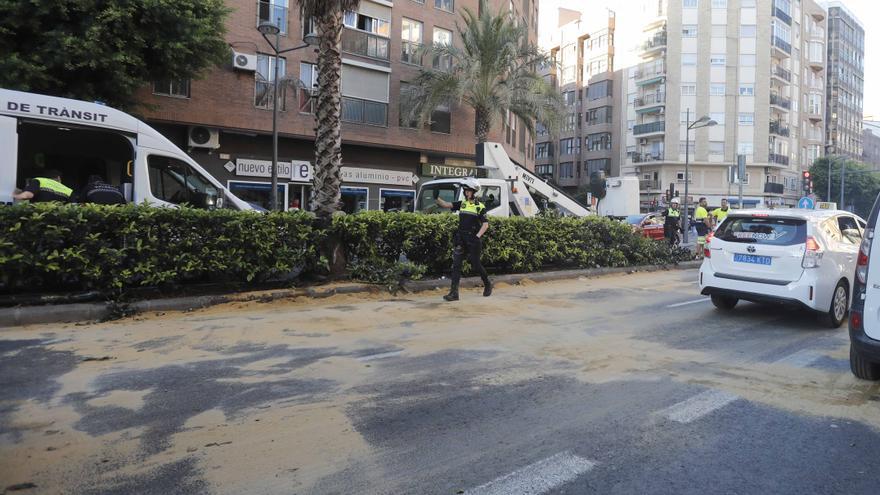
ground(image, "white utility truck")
xmin=597 ymin=176 xmax=640 ymax=218
xmin=1 ymin=89 xmax=253 ymax=210
xmin=417 ymin=142 xmax=637 ymax=217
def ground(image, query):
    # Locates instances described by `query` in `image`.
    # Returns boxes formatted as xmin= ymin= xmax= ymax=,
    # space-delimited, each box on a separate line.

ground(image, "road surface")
xmin=2 ymin=269 xmax=879 ymax=494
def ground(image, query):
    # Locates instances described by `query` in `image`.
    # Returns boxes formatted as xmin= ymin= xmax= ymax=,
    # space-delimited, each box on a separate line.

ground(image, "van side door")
xmin=0 ymin=116 xmax=17 ymax=204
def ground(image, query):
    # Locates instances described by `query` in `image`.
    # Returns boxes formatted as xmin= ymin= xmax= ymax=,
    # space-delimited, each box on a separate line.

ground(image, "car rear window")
xmin=715 ymin=217 xmax=806 ymax=246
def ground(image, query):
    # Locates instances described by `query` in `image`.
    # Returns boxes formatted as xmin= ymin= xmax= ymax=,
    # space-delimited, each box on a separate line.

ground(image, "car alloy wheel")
xmin=833 ymin=285 xmax=847 ymax=322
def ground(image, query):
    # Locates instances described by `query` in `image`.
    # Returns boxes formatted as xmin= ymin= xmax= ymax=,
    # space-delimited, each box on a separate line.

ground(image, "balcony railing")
xmin=772 ymin=65 xmax=791 ymax=82
xmin=257 ymin=1 xmax=288 ymax=34
xmin=342 ymin=28 xmax=390 ymax=61
xmin=632 ymin=152 xmax=664 ymax=164
xmin=635 ymin=92 xmax=666 ymax=107
xmin=634 ymin=63 xmax=666 ymax=80
xmin=341 ymin=96 xmax=388 ymax=126
xmin=633 ymin=121 xmax=666 ymax=135
xmin=764 ymin=182 xmax=785 ymax=194
xmin=770 ymin=94 xmax=791 ymax=110
xmin=641 ymin=32 xmax=667 ymax=52
xmin=768 ymin=153 xmax=790 ymax=166
xmin=773 ymin=36 xmax=792 ymax=55
xmin=401 ymin=41 xmax=423 ymax=65
xmin=639 ymin=179 xmax=660 ymax=190
xmin=769 ymin=120 xmax=790 ymax=137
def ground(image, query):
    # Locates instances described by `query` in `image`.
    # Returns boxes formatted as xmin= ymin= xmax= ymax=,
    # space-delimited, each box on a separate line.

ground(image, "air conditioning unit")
xmin=188 ymin=126 xmax=220 ymax=149
xmin=657 ymin=107 xmax=665 ymax=114
xmin=232 ymin=51 xmax=257 ymax=72
xmin=639 ymin=138 xmax=648 ymax=145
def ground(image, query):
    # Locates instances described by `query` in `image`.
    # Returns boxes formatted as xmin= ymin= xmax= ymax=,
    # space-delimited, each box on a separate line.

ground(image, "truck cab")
xmin=416 ymin=178 xmax=511 ymax=216
xmin=1 ymin=89 xmax=252 ymax=210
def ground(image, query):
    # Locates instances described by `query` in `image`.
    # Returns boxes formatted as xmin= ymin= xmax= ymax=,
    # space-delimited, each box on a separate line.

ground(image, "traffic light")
xmin=802 ymin=171 xmax=812 ymax=194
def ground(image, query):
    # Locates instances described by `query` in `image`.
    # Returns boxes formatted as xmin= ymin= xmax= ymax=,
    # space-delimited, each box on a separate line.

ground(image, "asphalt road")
xmin=2 ymin=269 xmax=880 ymax=494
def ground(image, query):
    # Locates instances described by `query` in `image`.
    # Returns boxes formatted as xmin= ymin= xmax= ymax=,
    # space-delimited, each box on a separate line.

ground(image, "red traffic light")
xmin=803 ymin=171 xmax=811 ymax=178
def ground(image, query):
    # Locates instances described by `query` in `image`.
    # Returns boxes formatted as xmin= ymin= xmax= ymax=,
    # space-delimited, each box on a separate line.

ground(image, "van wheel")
xmin=824 ymin=280 xmax=849 ymax=328
xmin=711 ymin=294 xmax=738 ymax=310
xmin=850 ymin=345 xmax=880 ymax=380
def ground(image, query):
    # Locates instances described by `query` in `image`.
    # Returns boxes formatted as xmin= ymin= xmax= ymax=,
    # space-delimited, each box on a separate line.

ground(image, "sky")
xmin=538 ymin=0 xmax=880 ymax=118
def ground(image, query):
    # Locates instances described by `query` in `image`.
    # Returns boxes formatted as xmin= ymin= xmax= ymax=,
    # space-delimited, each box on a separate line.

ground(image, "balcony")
xmin=640 ymin=32 xmax=667 ymax=57
xmin=342 ymin=28 xmax=390 ymax=61
xmin=640 ymin=179 xmax=660 ymax=191
xmin=764 ymin=182 xmax=785 ymax=194
xmin=634 ymin=62 xmax=666 ymax=86
xmin=634 ymin=92 xmax=666 ymax=113
xmin=768 ymin=153 xmax=790 ymax=166
xmin=808 ymin=56 xmax=824 ymax=71
xmin=772 ymin=37 xmax=792 ymax=57
xmin=257 ymin=0 xmax=288 ymax=34
xmin=772 ymin=1 xmax=792 ymax=25
xmin=341 ymin=96 xmax=388 ymax=126
xmin=771 ymin=65 xmax=791 ymax=83
xmin=770 ymin=93 xmax=791 ymax=111
xmin=633 ymin=121 xmax=666 ymax=136
xmin=806 ymin=106 xmax=823 ymax=122
xmin=769 ymin=120 xmax=790 ymax=137
xmin=632 ymin=152 xmax=664 ymax=164
xmin=808 ymin=27 xmax=825 ymax=41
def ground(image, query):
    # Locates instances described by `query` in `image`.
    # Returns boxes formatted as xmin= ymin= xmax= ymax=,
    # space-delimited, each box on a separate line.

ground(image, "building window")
xmin=559 ymin=162 xmax=575 ymax=178
xmin=587 ymin=80 xmax=612 ymax=100
xmin=678 ymin=141 xmax=695 ymax=155
xmin=301 ymin=8 xmax=316 ymax=40
xmin=433 ymin=27 xmax=453 ymax=70
xmin=536 ymin=164 xmax=554 ymax=176
xmin=430 ymin=104 xmax=451 ymax=133
xmin=399 ymin=82 xmax=419 ymax=128
xmin=710 ymin=112 xmax=724 ymax=125
xmin=738 ymin=113 xmax=754 ymax=125
xmin=341 ymin=186 xmax=369 ymax=213
xmin=739 ymin=84 xmax=754 ymax=96
xmin=587 ymin=107 xmax=612 ymax=125
xmin=563 ymin=113 xmax=577 ymax=132
xmin=344 ymin=10 xmax=391 ymax=37
xmin=255 ymin=54 xmax=286 ymax=110
xmin=683 ymin=0 xmax=698 ymax=8
xmin=228 ymin=180 xmax=286 ymax=212
xmin=676 ymin=171 xmax=693 ymax=183
xmin=682 ymin=54 xmax=697 ymax=66
xmin=737 ymin=142 xmax=754 ymax=155
xmin=710 ymin=54 xmax=726 ymax=66
xmin=559 ymin=137 xmax=580 ymax=155
xmin=710 ymin=83 xmax=725 ymax=96
xmin=298 ymin=62 xmax=316 ymax=113
xmin=401 ymin=18 xmax=424 ymax=65
xmin=535 ymin=142 xmax=552 ymax=159
xmin=711 ymin=0 xmax=727 ymax=7
xmin=152 ymin=79 xmax=190 ymax=98
xmin=258 ymin=0 xmax=289 ymax=35
xmin=587 ymin=133 xmax=612 ymax=151
xmin=681 ymin=85 xmax=696 ymax=96
xmin=380 ymin=189 xmax=415 ymax=212
xmin=586 ymin=159 xmax=610 ymax=174
xmin=435 ymin=0 xmax=454 ymax=13
xmin=740 ymin=25 xmax=757 ymax=37
xmin=682 ymin=25 xmax=698 ymax=38
xmin=709 ymin=141 xmax=724 ymax=155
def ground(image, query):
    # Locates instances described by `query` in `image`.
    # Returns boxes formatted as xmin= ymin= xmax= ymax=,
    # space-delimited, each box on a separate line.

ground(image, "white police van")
xmin=1 ymin=89 xmax=252 ymax=210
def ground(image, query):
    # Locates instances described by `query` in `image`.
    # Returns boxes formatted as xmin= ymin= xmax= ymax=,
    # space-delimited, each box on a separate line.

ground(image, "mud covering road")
xmin=2 ymin=269 xmax=880 ymax=494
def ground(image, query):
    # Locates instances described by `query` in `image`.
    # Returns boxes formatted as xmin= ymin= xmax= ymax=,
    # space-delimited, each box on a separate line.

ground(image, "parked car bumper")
xmin=699 ymin=263 xmax=820 ymax=311
xmin=850 ymin=322 xmax=880 ymax=361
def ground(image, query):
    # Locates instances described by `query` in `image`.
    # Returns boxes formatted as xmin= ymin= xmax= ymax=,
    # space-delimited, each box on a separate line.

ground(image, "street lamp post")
xmin=257 ymin=19 xmax=318 ymax=211
xmin=682 ymin=109 xmax=717 ymax=245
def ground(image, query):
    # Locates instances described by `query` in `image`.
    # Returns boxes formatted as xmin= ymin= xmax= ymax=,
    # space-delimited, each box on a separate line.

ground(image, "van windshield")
xmin=417 ymin=184 xmax=459 ymax=213
xmin=715 ymin=217 xmax=807 ymax=246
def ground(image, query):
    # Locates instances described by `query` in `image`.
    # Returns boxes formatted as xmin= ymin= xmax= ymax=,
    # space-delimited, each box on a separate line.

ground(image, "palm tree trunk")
xmin=310 ymin=10 xmax=344 ymax=220
xmin=475 ymin=107 xmax=491 ymax=143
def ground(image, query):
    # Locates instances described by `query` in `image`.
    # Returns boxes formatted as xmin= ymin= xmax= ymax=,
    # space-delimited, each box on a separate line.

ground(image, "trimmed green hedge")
xmin=0 ymin=204 xmax=689 ymax=295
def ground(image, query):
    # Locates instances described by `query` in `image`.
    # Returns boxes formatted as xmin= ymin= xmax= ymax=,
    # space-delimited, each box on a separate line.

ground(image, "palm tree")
xmin=407 ymin=0 xmax=562 ymax=144
xmin=294 ymin=0 xmax=360 ymax=220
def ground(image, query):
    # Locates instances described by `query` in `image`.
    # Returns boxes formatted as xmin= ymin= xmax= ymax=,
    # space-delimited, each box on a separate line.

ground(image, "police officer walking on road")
xmin=435 ymin=178 xmax=492 ymax=301
xmin=664 ymin=198 xmax=682 ymax=246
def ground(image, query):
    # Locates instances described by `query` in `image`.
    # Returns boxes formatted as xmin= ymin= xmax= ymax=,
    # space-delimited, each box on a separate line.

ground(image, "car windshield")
xmin=625 ymin=215 xmax=645 ymax=225
xmin=715 ymin=216 xmax=807 ymax=245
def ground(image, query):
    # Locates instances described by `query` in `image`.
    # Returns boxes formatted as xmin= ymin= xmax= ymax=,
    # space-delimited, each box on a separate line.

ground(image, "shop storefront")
xmin=225 ymin=158 xmax=313 ymax=211
xmin=339 ymin=166 xmax=418 ymax=213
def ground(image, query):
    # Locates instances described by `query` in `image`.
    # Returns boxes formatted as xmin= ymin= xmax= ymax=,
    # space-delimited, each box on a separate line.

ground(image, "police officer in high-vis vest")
xmin=664 ymin=197 xmax=682 ymax=245
xmin=434 ymin=177 xmax=492 ymax=301
xmin=13 ymin=169 xmax=72 ymax=203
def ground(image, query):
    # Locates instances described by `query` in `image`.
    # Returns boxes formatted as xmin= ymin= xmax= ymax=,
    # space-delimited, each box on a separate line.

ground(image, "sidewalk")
xmin=0 ymin=261 xmax=702 ymax=327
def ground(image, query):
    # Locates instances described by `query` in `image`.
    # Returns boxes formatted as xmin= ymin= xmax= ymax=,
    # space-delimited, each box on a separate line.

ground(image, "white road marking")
xmin=774 ymin=349 xmax=822 ymax=368
xmin=666 ymin=298 xmax=710 ymax=308
xmin=463 ymin=451 xmax=596 ymax=495
xmin=657 ymin=390 xmax=740 ymax=424
xmin=357 ymin=350 xmax=403 ymax=361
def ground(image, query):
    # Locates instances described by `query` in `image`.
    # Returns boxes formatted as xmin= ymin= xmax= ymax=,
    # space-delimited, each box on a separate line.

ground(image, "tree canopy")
xmin=810 ymin=157 xmax=880 ymax=217
xmin=0 ymin=0 xmax=230 ymax=109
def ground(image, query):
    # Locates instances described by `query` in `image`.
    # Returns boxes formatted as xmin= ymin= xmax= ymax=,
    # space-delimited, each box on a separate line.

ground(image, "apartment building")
xmin=134 ymin=0 xmax=538 ymax=212
xmin=863 ymin=121 xmax=880 ymax=170
xmin=534 ymin=8 xmax=617 ymax=195
xmin=618 ymin=0 xmax=827 ymax=210
xmin=824 ymin=1 xmax=864 ymax=160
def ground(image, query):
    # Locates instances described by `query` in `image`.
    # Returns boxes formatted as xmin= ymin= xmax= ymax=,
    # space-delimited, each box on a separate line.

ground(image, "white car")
xmin=699 ymin=209 xmax=865 ymax=327
xmin=848 ymin=194 xmax=880 ymax=380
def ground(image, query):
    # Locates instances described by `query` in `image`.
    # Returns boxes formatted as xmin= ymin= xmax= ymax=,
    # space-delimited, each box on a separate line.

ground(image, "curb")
xmin=0 ymin=261 xmax=702 ymax=328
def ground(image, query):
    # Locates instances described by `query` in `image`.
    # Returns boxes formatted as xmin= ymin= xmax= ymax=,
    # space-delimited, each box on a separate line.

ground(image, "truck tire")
xmin=850 ymin=345 xmax=880 ymax=381
xmin=711 ymin=294 xmax=737 ymax=310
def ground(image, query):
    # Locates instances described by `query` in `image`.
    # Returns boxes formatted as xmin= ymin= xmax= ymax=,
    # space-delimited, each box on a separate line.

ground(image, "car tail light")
xmin=704 ymin=248 xmax=711 ymax=258
xmin=802 ymin=236 xmax=823 ymax=269
xmin=851 ymin=310 xmax=863 ymax=331
xmin=856 ymin=228 xmax=873 ymax=284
